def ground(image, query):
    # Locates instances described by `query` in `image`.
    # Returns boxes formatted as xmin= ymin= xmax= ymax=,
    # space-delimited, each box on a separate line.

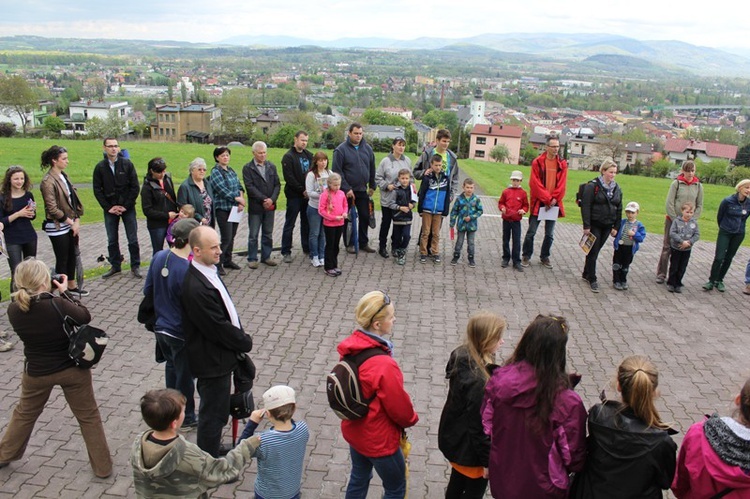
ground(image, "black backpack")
xmin=326 ymin=348 xmax=388 ymax=420
xmin=575 ymin=178 xmax=599 ymax=207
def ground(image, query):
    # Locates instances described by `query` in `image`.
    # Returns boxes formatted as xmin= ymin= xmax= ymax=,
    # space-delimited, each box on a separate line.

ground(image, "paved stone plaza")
xmin=1 ymin=201 xmax=749 ymax=498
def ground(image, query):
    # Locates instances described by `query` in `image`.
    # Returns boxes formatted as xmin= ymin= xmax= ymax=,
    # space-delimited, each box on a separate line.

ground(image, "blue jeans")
xmin=745 ymin=258 xmax=750 ymax=285
xmin=155 ymin=333 xmax=196 ymax=424
xmin=345 ymin=446 xmax=406 ymax=499
xmin=148 ymin=227 xmax=167 ymax=256
xmin=196 ymin=374 xmax=231 ymax=457
xmin=247 ymin=211 xmax=275 ymax=263
xmin=306 ymin=205 xmax=326 ymax=259
xmin=522 ymin=215 xmax=555 ymax=260
xmin=503 ymin=220 xmax=522 ymax=264
xmin=453 ymin=230 xmax=476 ymax=258
xmin=104 ymin=209 xmax=140 ymax=268
xmin=281 ymin=196 xmax=309 ymax=255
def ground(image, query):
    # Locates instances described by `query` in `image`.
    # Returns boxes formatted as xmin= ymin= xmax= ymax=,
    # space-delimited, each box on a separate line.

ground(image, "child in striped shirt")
xmin=240 ymin=385 xmax=309 ymax=499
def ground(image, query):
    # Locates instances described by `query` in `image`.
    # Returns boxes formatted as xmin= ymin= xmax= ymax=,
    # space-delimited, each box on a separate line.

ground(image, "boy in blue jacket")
xmin=418 ymin=155 xmax=452 ymax=264
xmin=449 ymin=178 xmax=483 ymax=267
xmin=612 ymin=201 xmax=646 ymax=290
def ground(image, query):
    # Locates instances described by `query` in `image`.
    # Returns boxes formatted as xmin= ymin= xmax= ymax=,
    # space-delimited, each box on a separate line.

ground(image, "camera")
xmin=51 ymin=273 xmax=64 ymax=285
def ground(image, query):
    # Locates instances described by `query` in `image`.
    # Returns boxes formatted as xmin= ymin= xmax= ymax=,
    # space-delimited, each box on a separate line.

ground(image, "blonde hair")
xmin=326 ymin=172 xmax=342 ymax=214
xmin=355 ymin=291 xmax=391 ymax=329
xmin=600 ymin=158 xmax=618 ymax=173
xmin=180 ymin=204 xmax=196 ymax=218
xmin=462 ymin=312 xmax=506 ymax=382
xmin=617 ymin=355 xmax=668 ymax=430
xmin=11 ymin=259 xmax=51 ymax=312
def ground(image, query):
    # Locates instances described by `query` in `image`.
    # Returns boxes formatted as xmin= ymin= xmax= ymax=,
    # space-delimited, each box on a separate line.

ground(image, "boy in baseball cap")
xmin=612 ymin=201 xmax=646 ymax=291
xmin=239 ymin=385 xmax=309 ymax=499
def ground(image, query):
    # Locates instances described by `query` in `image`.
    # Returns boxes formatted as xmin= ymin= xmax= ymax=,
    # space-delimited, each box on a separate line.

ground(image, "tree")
xmin=43 ymin=116 xmax=66 ymax=134
xmin=489 ymin=144 xmax=511 ymax=163
xmin=0 ymin=75 xmax=38 ymax=134
xmin=421 ymin=109 xmax=458 ymax=130
xmin=180 ymin=81 xmax=188 ymax=103
xmin=85 ymin=110 xmax=126 ymax=139
xmin=735 ymin=143 xmax=750 ymax=167
xmin=0 ymin=122 xmax=15 ymax=137
xmin=218 ymin=89 xmax=254 ymax=141
xmin=282 ymin=110 xmax=321 ymax=143
xmin=268 ymin=124 xmax=298 ymax=149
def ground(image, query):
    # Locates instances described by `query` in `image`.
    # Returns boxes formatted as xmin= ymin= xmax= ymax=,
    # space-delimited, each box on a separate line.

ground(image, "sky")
xmin=1 ymin=0 xmax=747 ymax=51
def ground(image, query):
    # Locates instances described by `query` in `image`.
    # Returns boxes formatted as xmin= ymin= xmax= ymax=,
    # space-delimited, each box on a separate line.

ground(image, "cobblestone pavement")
xmin=1 ymin=200 xmax=749 ymax=498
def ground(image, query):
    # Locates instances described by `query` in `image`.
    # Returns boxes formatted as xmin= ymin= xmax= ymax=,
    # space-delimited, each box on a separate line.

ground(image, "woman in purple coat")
xmin=482 ymin=314 xmax=587 ymax=498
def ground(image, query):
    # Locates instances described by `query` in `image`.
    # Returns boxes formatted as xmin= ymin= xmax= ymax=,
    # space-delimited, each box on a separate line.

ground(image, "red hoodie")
xmin=498 ymin=185 xmax=530 ymax=222
xmin=336 ymin=330 xmax=419 ymax=457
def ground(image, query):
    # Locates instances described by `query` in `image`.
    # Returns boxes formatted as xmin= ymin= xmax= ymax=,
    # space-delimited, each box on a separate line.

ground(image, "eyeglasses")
xmin=370 ymin=291 xmax=391 ymax=325
xmin=105 ymin=144 xmax=120 ymax=148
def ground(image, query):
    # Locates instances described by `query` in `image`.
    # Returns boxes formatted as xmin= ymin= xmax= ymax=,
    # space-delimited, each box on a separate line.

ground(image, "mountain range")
xmin=220 ymin=32 xmax=750 ymax=78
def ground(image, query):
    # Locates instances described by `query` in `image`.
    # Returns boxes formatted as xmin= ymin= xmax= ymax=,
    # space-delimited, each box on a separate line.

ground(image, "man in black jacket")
xmin=280 ymin=131 xmax=313 ymax=263
xmin=93 ymin=138 xmax=142 ymax=278
xmin=332 ymin=123 xmax=377 ymax=253
xmin=181 ymin=226 xmax=253 ymax=457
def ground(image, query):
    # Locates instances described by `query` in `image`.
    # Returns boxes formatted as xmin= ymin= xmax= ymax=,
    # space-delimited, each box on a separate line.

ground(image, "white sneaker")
xmin=0 ymin=341 xmax=13 ymax=352
xmin=319 ymin=258 xmax=324 ymax=267
xmin=0 ymin=330 xmax=8 ymax=339
xmin=311 ymin=256 xmax=320 ymax=267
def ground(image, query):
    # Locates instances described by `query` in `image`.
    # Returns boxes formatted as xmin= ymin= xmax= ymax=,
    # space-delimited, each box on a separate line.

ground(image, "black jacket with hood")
xmin=571 ymin=401 xmax=677 ymax=499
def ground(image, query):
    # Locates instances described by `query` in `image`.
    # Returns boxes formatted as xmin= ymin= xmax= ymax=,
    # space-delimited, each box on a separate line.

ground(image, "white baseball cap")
xmin=625 ymin=202 xmax=640 ymax=212
xmin=262 ymin=385 xmax=296 ymax=410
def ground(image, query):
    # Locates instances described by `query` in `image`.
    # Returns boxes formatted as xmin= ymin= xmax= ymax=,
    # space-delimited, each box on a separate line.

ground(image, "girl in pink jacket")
xmin=672 ymin=377 xmax=750 ymax=498
xmin=319 ymin=173 xmax=348 ymax=277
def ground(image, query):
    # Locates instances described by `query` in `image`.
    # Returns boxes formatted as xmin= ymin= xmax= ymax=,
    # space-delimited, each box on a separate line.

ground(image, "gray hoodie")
xmin=375 ymin=153 xmax=413 ymax=208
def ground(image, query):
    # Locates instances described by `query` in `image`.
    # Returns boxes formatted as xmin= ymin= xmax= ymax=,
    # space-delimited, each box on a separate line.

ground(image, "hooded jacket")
xmin=438 ymin=346 xmax=496 ymax=468
xmin=332 ymin=137 xmax=376 ymax=193
xmin=417 ymin=170 xmax=451 ymax=216
xmin=141 ymin=173 xmax=178 ymax=230
xmin=672 ymin=415 xmax=750 ymax=499
xmin=581 ymin=177 xmax=623 ymax=230
xmin=666 ymin=174 xmax=704 ymax=220
xmin=613 ymin=219 xmax=647 ymax=254
xmin=481 ymin=361 xmax=587 ymax=498
xmin=336 ymin=329 xmax=418 ymax=458
xmin=570 ymin=401 xmax=677 ymax=499
xmin=376 ymin=153 xmax=412 ymax=208
xmin=529 ymin=151 xmax=568 ymax=218
xmin=131 ymin=431 xmax=260 ymax=498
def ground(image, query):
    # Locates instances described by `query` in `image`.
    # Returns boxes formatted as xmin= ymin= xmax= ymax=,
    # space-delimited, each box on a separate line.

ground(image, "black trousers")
xmin=583 ymin=223 xmax=611 ymax=283
xmin=445 ymin=467 xmax=488 ymax=499
xmin=668 ymin=248 xmax=692 ymax=287
xmin=612 ymin=245 xmax=635 ymax=284
xmin=196 ymin=374 xmax=231 ymax=458
xmin=215 ymin=209 xmax=239 ymax=265
xmin=324 ymin=225 xmax=343 ymax=271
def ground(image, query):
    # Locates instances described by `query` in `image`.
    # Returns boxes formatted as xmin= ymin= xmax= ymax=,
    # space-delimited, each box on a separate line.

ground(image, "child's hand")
xmin=249 ymin=409 xmax=266 ymax=423
xmin=680 ymin=241 xmax=691 ymax=249
xmin=463 ymin=216 xmax=471 ymax=222
xmin=628 ymin=229 xmax=636 ymax=237
xmin=500 ymin=207 xmax=506 ymax=214
xmin=400 ymin=206 xmax=409 ymax=213
xmin=518 ymin=209 xmax=525 ymax=215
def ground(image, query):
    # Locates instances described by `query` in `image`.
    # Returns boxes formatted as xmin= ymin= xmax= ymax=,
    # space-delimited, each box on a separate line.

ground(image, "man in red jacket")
xmin=521 ymin=135 xmax=568 ymax=269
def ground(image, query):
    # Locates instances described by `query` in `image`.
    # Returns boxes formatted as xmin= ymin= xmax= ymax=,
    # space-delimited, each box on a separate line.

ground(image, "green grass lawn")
xmin=459 ymin=159 xmax=740 ymax=245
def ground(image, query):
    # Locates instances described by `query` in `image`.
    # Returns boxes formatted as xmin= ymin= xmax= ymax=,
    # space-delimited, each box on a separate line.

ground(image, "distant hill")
xmin=2 ymin=33 xmax=750 ymax=78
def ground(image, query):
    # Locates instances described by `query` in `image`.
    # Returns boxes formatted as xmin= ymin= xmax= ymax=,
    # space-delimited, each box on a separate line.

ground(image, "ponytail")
xmin=617 ymin=356 xmax=668 ymax=430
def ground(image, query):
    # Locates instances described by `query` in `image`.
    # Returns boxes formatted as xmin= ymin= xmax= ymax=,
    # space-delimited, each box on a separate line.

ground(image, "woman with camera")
xmin=0 ymin=259 xmax=112 ymax=477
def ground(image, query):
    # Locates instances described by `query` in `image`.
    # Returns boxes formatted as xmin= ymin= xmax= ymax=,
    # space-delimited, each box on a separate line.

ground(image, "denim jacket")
xmin=717 ymin=193 xmax=750 ymax=234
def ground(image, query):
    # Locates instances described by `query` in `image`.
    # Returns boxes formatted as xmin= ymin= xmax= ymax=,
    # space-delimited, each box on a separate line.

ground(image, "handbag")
xmin=51 ymin=299 xmax=109 ymax=369
xmin=230 ymin=353 xmax=256 ymax=419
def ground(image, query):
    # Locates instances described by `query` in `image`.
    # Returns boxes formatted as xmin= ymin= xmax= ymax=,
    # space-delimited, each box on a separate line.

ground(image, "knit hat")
xmin=263 ymin=385 xmax=296 ymax=410
xmin=625 ymin=202 xmax=640 ymax=212
xmin=510 ymin=170 xmax=523 ymax=180
xmin=735 ymin=179 xmax=750 ymax=192
xmin=172 ymin=218 xmax=199 ymax=240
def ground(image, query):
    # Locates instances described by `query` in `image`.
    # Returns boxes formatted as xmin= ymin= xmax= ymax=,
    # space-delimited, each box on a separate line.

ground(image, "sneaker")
xmin=334 ymin=268 xmax=342 ymax=275
xmin=656 ymin=276 xmax=665 ymax=284
xmin=716 ymin=281 xmax=725 ymax=292
xmin=378 ymin=248 xmax=389 ymax=258
xmin=102 ymin=267 xmax=121 ymax=279
xmin=224 ymin=261 xmax=241 ymax=270
xmin=262 ymin=259 xmax=278 ymax=267
xmin=614 ymin=282 xmax=623 ymax=290
xmin=0 ymin=341 xmax=13 ymax=352
xmin=540 ymin=258 xmax=553 ymax=269
xmin=702 ymin=281 xmax=714 ymax=291
xmin=217 ymin=265 xmax=227 ymax=276
xmin=675 ymin=286 xmax=683 ymax=293
xmin=744 ymin=284 xmax=750 ymax=296
xmin=451 ymin=256 xmax=459 ymax=266
xmin=666 ymin=284 xmax=675 ymax=292
xmin=0 ymin=330 xmax=7 ymax=339
xmin=397 ymin=255 xmax=406 ymax=265
xmin=181 ymin=418 xmax=198 ymax=430
xmin=346 ymin=246 xmax=356 ymax=254
xmin=282 ymin=254 xmax=293 ymax=264
xmin=420 ymin=255 xmax=427 ymax=264
xmin=590 ymin=281 xmax=600 ymax=293
xmin=513 ymin=264 xmax=524 ymax=272
xmin=621 ymin=283 xmax=629 ymax=291
xmin=247 ymin=261 xmax=259 ymax=269
xmin=391 ymin=250 xmax=399 ymax=258
xmin=468 ymin=259 xmax=476 ymax=268
xmin=67 ymin=288 xmax=90 ymax=297
xmin=521 ymin=257 xmax=530 ymax=268
xmin=131 ymin=267 xmax=143 ymax=279
xmin=319 ymin=258 xmax=325 ymax=267
xmin=311 ymin=256 xmax=320 ymax=267
xmin=433 ymin=255 xmax=441 ymax=264
xmin=325 ymin=269 xmax=338 ymax=277
xmin=501 ymin=260 xmax=509 ymax=268
xmin=361 ymin=245 xmax=376 ymax=253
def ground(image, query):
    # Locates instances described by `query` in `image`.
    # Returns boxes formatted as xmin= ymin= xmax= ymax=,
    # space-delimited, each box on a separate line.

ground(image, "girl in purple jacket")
xmin=481 ymin=314 xmax=587 ymax=498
